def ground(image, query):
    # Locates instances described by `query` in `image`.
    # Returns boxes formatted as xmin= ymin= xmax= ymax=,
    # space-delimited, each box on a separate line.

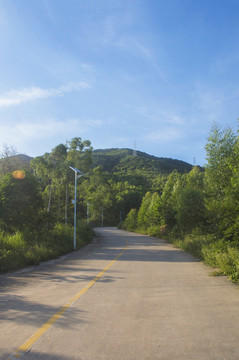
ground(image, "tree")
xmin=204 ymin=123 xmax=236 ymax=237
xmin=31 ymin=138 xmax=93 ymax=224
xmin=176 ymin=188 xmax=206 ymax=233
xmin=82 ymin=168 xmax=113 ymax=226
xmin=0 ymin=172 xmax=42 ymax=231
xmin=137 ymin=192 xmax=152 ymax=230
xmin=186 ymin=166 xmax=204 ymax=190
xmin=67 ymin=137 xmax=93 ymax=172
xmin=0 ymin=144 xmax=21 ymax=178
xmin=219 ymin=126 xmax=239 ymax=243
xmin=205 ymin=124 xmax=236 ymax=198
xmin=124 ymin=209 xmax=138 ymax=231
xmin=147 ymin=192 xmax=161 ymax=226
xmin=159 ymin=171 xmax=183 ymax=229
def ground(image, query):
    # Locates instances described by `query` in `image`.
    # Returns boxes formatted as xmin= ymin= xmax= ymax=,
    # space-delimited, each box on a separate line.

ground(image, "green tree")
xmin=0 ymin=172 xmax=42 ymax=231
xmin=137 ymin=192 xmax=152 ymax=230
xmin=67 ymin=137 xmax=93 ymax=172
xmin=31 ymin=138 xmax=93 ymax=224
xmin=160 ymin=171 xmax=183 ymax=229
xmin=147 ymin=192 xmax=161 ymax=226
xmin=186 ymin=166 xmax=204 ymax=190
xmin=204 ymin=124 xmax=236 ymax=237
xmin=220 ymin=127 xmax=239 ymax=243
xmin=0 ymin=144 xmax=23 ymax=179
xmin=82 ymin=168 xmax=113 ymax=226
xmin=124 ymin=208 xmax=138 ymax=231
xmin=176 ymin=188 xmax=206 ymax=233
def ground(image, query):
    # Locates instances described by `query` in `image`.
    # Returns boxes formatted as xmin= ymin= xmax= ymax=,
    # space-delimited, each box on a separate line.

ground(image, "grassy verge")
xmin=0 ymin=222 xmax=94 ymax=274
xmin=120 ymin=224 xmax=239 ymax=284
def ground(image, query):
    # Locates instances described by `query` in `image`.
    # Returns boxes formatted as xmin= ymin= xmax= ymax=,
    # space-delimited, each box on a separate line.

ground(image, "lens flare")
xmin=12 ymin=170 xmax=26 ymax=179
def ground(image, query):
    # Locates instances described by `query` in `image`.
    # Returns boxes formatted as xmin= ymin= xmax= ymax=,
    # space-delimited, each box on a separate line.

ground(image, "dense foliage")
xmin=0 ymin=138 xmax=94 ymax=273
xmin=122 ymin=124 xmax=239 ymax=283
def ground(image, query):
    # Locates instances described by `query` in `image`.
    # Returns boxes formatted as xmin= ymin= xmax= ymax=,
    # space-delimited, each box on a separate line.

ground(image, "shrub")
xmin=201 ymin=239 xmax=227 ymax=267
xmin=123 ymin=209 xmax=138 ymax=231
xmin=174 ymin=230 xmax=215 ymax=259
xmin=0 ymin=221 xmax=94 ymax=273
xmin=147 ymin=225 xmax=162 ymax=237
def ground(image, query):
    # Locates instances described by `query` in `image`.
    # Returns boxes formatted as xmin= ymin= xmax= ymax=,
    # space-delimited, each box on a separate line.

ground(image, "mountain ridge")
xmin=0 ymin=148 xmax=194 ymax=175
xmin=91 ymin=148 xmax=193 ymax=174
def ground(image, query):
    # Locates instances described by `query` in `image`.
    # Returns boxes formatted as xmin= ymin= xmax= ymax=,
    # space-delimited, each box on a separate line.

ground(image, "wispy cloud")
xmin=143 ymin=127 xmax=184 ymax=143
xmin=0 ymin=117 xmax=109 ymax=150
xmin=43 ymin=0 xmax=58 ymax=26
xmin=0 ymin=81 xmax=91 ymax=107
xmin=112 ymin=37 xmax=167 ymax=82
xmin=194 ymin=84 xmax=224 ymax=123
xmin=133 ymin=105 xmax=186 ymax=126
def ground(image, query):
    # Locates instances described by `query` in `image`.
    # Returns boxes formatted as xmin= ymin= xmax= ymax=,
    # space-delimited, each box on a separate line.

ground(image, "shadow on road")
xmin=0 ymin=293 xmax=86 ymax=329
xmin=0 ymin=228 xmax=195 ymax=331
xmin=1 ymin=350 xmax=77 ymax=360
xmin=23 ymin=352 xmax=79 ymax=360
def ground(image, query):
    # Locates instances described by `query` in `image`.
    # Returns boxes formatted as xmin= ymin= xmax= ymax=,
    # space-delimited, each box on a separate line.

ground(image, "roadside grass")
xmin=170 ymin=234 xmax=239 ymax=283
xmin=120 ymin=224 xmax=239 ymax=284
xmin=0 ymin=222 xmax=94 ymax=274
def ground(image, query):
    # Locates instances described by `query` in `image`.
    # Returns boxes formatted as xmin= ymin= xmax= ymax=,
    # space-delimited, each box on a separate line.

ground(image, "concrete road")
xmin=1 ymin=228 xmax=239 ymax=360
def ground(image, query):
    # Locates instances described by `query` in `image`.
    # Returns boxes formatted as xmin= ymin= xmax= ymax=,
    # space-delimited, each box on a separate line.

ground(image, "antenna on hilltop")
xmin=133 ymin=141 xmax=137 ymax=157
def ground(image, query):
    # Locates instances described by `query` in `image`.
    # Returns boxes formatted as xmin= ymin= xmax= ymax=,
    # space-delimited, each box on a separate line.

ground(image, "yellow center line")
xmin=7 ymin=241 xmax=129 ymax=360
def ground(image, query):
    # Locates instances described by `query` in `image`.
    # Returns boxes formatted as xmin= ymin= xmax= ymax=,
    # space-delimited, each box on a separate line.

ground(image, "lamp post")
xmin=69 ymin=166 xmax=89 ymax=250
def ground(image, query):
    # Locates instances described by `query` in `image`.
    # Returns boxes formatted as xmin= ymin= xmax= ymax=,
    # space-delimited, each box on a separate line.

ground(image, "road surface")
xmin=1 ymin=227 xmax=239 ymax=360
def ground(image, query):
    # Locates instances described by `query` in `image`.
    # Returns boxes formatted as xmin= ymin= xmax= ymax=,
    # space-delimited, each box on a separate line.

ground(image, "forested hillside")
xmin=91 ymin=148 xmax=193 ymax=174
xmin=1 ymin=148 xmax=193 ymax=178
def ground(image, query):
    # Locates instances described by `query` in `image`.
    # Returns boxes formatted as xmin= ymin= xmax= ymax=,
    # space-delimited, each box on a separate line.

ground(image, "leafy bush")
xmin=202 ymin=241 xmax=239 ymax=282
xmin=0 ymin=222 xmax=94 ymax=273
xmin=123 ymin=209 xmax=138 ymax=231
xmin=176 ymin=188 xmax=206 ymax=233
xmin=222 ymin=247 xmax=239 ymax=282
xmin=201 ymin=239 xmax=227 ymax=267
xmin=174 ymin=230 xmax=212 ymax=259
xmin=146 ymin=225 xmax=162 ymax=237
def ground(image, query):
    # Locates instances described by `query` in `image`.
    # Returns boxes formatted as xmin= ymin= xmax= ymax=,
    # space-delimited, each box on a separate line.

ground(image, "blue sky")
xmin=0 ymin=0 xmax=239 ymax=166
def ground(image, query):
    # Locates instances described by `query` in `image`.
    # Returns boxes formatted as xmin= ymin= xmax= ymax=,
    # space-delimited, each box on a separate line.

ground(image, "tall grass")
xmin=0 ymin=222 xmax=94 ymax=273
xmin=121 ymin=221 xmax=239 ymax=284
xmin=166 ymin=231 xmax=239 ymax=283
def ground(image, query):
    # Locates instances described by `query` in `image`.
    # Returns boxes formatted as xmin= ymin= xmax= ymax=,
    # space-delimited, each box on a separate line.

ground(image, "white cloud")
xmin=0 ymin=117 xmax=109 ymax=149
xmin=0 ymin=81 xmax=91 ymax=107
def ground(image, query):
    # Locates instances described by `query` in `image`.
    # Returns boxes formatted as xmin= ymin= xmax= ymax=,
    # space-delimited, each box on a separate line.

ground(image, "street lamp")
xmin=69 ymin=166 xmax=89 ymax=250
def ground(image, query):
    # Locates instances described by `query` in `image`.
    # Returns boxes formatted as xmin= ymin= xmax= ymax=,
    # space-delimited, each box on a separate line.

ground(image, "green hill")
xmin=92 ymin=148 xmax=193 ymax=174
xmin=1 ymin=149 xmax=193 ymax=179
xmin=0 ymin=154 xmax=33 ymax=176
